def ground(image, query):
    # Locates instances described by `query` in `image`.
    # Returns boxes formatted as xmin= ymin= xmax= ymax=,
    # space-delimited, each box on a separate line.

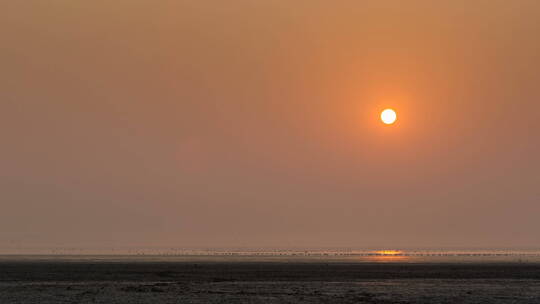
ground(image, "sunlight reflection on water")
xmin=365 ymin=255 xmax=411 ymax=262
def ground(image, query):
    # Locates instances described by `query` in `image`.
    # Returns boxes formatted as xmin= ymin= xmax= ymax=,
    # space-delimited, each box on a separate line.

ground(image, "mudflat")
xmin=1 ymin=260 xmax=540 ymax=303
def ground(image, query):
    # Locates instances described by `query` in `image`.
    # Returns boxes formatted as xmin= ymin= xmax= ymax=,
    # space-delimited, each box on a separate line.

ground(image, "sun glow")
xmin=376 ymin=250 xmax=403 ymax=255
xmin=381 ymin=109 xmax=397 ymax=124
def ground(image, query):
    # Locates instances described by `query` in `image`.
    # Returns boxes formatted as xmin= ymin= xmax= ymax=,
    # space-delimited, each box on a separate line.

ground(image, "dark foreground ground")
xmin=1 ymin=261 xmax=540 ymax=303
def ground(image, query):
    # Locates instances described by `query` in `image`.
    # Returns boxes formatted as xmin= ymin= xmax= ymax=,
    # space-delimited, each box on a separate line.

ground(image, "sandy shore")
xmin=1 ymin=260 xmax=539 ymax=303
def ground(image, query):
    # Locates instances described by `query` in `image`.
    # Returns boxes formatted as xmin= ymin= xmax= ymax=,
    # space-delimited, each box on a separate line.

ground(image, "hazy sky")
xmin=1 ymin=1 xmax=539 ymax=249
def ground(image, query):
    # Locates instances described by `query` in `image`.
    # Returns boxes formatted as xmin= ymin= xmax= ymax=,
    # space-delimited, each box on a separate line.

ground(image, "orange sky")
xmin=1 ymin=1 xmax=539 ymax=249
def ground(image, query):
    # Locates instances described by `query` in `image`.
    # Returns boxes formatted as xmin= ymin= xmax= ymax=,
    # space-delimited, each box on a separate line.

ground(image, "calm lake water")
xmin=1 ymin=248 xmax=539 ymax=263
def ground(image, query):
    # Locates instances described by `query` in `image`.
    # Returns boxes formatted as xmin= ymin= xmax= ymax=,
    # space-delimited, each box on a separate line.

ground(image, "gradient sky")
xmin=1 ymin=1 xmax=539 ymax=249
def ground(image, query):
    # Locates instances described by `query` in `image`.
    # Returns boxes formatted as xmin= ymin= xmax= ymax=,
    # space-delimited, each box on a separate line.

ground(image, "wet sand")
xmin=1 ymin=259 xmax=540 ymax=303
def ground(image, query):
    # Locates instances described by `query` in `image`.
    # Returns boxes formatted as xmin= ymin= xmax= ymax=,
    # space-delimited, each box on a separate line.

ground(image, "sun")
xmin=381 ymin=109 xmax=397 ymax=125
